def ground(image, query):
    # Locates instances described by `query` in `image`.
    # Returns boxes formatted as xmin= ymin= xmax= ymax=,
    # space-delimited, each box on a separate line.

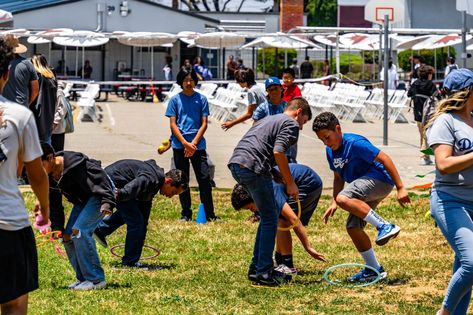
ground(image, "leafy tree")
xmin=257 ymin=48 xmax=297 ymax=77
xmin=305 ymin=0 xmax=337 ymax=27
xmin=398 ymin=49 xmax=455 ymax=72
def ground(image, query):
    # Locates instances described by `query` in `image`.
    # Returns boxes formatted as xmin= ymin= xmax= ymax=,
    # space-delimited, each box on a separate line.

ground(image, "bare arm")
xmin=221 ymin=104 xmax=256 ymax=130
xmin=274 ymin=151 xmax=298 ymax=199
xmin=190 ymin=115 xmax=208 ymax=150
xmin=29 ymin=80 xmax=39 ymax=105
xmin=280 ymin=203 xmax=326 ymax=262
xmin=433 ymin=143 xmax=473 ymax=174
xmin=323 ymin=172 xmax=344 ymax=224
xmin=375 ymin=151 xmax=410 ymax=207
xmin=25 ymin=157 xmax=50 ymax=222
xmin=169 ymin=116 xmax=196 ymax=156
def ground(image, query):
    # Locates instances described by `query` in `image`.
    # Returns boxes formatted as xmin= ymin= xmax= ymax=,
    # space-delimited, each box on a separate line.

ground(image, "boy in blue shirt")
xmin=231 ymin=163 xmax=326 ymax=275
xmin=165 ymin=68 xmax=217 ymax=221
xmin=312 ymin=112 xmax=410 ymax=283
xmin=252 ymin=77 xmax=286 ymax=122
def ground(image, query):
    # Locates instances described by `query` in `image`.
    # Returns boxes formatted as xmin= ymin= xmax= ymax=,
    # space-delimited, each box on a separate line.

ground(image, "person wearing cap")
xmin=425 ymin=68 xmax=473 ymax=315
xmin=0 ymin=36 xmax=50 ymax=315
xmin=40 ymin=143 xmax=115 ymax=291
xmin=2 ymin=36 xmax=39 ymax=108
xmin=252 ymin=77 xmax=286 ymax=122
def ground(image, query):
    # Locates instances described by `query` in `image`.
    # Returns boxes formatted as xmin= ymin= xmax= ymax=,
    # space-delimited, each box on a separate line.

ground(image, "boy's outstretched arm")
xmin=323 ymin=172 xmax=344 ymax=224
xmin=274 ymin=151 xmax=298 ymax=200
xmin=280 ymin=204 xmax=326 ymax=262
xmin=375 ymin=151 xmax=411 ymax=207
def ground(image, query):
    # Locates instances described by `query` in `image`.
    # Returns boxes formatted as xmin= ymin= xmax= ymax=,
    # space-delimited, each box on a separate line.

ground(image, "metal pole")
xmin=462 ymin=11 xmax=467 ymax=68
xmin=383 ymin=15 xmax=389 ymax=146
xmin=336 ymin=32 xmax=340 ymax=74
xmin=379 ymin=25 xmax=383 ymax=80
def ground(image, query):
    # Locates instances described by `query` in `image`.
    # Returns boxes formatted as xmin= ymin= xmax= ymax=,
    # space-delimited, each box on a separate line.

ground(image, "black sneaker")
xmin=255 ymin=269 xmax=292 ymax=286
xmin=179 ymin=216 xmax=192 ymax=222
xmin=93 ymin=229 xmax=108 ymax=248
xmin=248 ymin=264 xmax=257 ymax=282
xmin=208 ymin=216 xmax=222 ymax=222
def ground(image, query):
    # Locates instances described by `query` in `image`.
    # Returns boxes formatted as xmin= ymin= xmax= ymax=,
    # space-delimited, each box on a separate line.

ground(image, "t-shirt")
xmin=380 ymin=67 xmax=399 ymax=90
xmin=0 ymin=96 xmax=42 ymax=231
xmin=326 ymin=133 xmax=393 ymax=185
xmin=247 ymin=84 xmax=266 ymax=108
xmin=273 ymin=163 xmax=322 ymax=211
xmin=165 ymin=91 xmax=209 ymax=150
xmin=3 ymin=55 xmax=39 ymax=107
xmin=282 ymin=84 xmax=302 ymax=102
xmin=228 ymin=113 xmax=299 ymax=176
xmin=252 ymin=100 xmax=286 ymax=121
xmin=427 ymin=113 xmax=473 ymax=201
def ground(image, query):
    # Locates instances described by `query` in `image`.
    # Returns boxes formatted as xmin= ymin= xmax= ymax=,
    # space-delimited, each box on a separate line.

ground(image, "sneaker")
xmin=248 ymin=264 xmax=257 ymax=282
xmin=420 ymin=158 xmax=433 ymax=165
xmin=122 ymin=262 xmax=162 ymax=270
xmin=209 ymin=179 xmax=217 ymax=188
xmin=255 ymin=269 xmax=292 ymax=287
xmin=274 ymin=264 xmax=297 ymax=275
xmin=93 ymin=229 xmax=108 ymax=248
xmin=348 ymin=266 xmax=387 ymax=283
xmin=179 ymin=216 xmax=192 ymax=222
xmin=67 ymin=280 xmax=82 ymax=289
xmin=73 ymin=280 xmax=106 ymax=291
xmin=376 ymin=223 xmax=401 ymax=246
xmin=208 ymin=216 xmax=222 ymax=222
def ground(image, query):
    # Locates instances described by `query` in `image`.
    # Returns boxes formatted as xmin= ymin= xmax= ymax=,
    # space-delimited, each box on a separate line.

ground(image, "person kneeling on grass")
xmin=231 ymin=163 xmax=326 ymax=275
xmin=40 ymin=143 xmax=115 ymax=291
xmin=312 ymin=112 xmax=410 ymax=283
xmin=93 ymin=159 xmax=188 ymax=268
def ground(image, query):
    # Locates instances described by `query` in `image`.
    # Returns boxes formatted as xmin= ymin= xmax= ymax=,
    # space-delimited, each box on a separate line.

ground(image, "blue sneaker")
xmin=376 ymin=224 xmax=401 ymax=246
xmin=348 ymin=266 xmax=387 ymax=283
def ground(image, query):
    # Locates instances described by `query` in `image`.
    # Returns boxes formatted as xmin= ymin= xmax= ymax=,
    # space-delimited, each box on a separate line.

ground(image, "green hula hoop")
xmin=323 ymin=263 xmax=382 ymax=288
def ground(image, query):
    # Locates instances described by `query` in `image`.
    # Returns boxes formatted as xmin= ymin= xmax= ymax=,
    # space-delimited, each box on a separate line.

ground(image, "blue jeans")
xmin=97 ymin=200 xmax=152 ymax=265
xmin=431 ymin=190 xmax=473 ymax=314
xmin=63 ymin=196 xmax=105 ymax=282
xmin=229 ymin=163 xmax=279 ymax=275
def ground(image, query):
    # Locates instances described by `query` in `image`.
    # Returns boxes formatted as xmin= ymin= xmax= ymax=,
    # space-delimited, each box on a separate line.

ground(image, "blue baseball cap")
xmin=443 ymin=68 xmax=473 ymax=92
xmin=265 ymin=77 xmax=282 ymax=90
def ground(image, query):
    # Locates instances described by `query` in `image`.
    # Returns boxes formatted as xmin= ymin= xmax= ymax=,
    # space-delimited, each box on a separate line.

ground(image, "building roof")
xmin=0 ymin=0 xmax=219 ymax=24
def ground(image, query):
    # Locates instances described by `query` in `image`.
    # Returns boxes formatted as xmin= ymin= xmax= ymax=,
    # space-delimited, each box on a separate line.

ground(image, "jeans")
xmin=229 ymin=163 xmax=279 ymax=275
xmin=173 ymin=149 xmax=215 ymax=219
xmin=63 ymin=196 xmax=105 ymax=282
xmin=97 ymin=200 xmax=152 ymax=265
xmin=431 ymin=190 xmax=473 ymax=314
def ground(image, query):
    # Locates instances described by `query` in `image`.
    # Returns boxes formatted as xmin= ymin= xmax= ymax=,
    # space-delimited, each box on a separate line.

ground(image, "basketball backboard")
xmin=365 ymin=0 xmax=405 ymax=25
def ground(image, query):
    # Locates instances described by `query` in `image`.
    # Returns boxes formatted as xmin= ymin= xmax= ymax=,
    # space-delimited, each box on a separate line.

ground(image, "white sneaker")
xmin=73 ymin=280 xmax=106 ymax=291
xmin=420 ymin=158 xmax=433 ymax=166
xmin=67 ymin=280 xmax=82 ymax=289
xmin=274 ymin=264 xmax=298 ymax=275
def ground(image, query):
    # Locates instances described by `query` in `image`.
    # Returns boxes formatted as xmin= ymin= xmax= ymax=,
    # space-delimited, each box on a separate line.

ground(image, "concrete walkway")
xmin=66 ymin=96 xmax=435 ymax=189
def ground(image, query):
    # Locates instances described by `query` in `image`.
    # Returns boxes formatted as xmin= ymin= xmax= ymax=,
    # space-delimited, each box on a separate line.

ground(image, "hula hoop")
xmin=278 ymin=199 xmax=301 ymax=231
xmin=323 ymin=263 xmax=383 ymax=288
xmin=110 ymin=243 xmax=161 ymax=261
xmin=35 ymin=230 xmax=62 ymax=247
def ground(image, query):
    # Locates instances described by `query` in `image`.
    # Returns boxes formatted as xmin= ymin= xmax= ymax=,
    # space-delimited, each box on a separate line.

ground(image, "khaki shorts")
xmin=338 ymin=176 xmax=393 ymax=229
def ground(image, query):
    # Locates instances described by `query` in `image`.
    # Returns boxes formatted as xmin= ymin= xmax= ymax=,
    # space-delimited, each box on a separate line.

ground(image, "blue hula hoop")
xmin=323 ymin=263 xmax=382 ymax=288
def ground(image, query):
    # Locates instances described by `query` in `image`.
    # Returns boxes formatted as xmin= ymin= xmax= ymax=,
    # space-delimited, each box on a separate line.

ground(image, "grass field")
xmin=24 ymin=189 xmax=462 ymax=314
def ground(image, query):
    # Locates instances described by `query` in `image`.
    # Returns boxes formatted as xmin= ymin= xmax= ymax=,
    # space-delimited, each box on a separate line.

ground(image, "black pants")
xmin=50 ymin=133 xmax=65 ymax=232
xmin=173 ymin=149 xmax=215 ymax=219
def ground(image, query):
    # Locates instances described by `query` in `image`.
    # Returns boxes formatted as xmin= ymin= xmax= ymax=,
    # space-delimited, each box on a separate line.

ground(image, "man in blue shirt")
xmin=231 ymin=163 xmax=326 ymax=275
xmin=165 ymin=68 xmax=217 ymax=222
xmin=313 ymin=112 xmax=410 ymax=283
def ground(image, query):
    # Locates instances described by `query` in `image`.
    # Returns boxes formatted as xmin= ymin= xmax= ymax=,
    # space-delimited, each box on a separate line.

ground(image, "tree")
xmin=179 ymin=0 xmax=266 ymax=12
xmin=305 ymin=0 xmax=337 ymax=27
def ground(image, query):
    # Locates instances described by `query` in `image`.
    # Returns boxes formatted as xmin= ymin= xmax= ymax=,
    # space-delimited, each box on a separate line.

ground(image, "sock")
xmin=275 ymin=252 xmax=282 ymax=265
xmin=360 ymin=248 xmax=381 ymax=269
xmin=364 ymin=209 xmax=389 ymax=229
xmin=281 ymin=255 xmax=294 ymax=268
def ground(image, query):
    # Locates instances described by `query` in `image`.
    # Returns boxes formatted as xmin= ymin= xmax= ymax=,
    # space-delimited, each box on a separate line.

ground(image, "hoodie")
xmin=407 ymin=79 xmax=437 ymax=122
xmin=105 ymin=159 xmax=165 ymax=202
xmin=55 ymin=151 xmax=116 ymax=210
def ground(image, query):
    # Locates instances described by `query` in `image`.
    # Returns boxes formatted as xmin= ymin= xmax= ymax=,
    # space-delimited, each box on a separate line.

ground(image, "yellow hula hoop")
xmin=278 ymin=199 xmax=301 ymax=231
xmin=35 ymin=230 xmax=62 ymax=240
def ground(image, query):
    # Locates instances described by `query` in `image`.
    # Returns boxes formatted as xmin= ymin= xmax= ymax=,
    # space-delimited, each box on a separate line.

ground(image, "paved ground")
xmin=66 ymin=95 xmax=435 ymax=189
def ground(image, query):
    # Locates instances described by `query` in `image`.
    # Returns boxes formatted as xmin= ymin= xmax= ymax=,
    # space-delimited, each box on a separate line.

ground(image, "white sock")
xmin=360 ymin=248 xmax=381 ymax=269
xmin=364 ymin=209 xmax=388 ymax=229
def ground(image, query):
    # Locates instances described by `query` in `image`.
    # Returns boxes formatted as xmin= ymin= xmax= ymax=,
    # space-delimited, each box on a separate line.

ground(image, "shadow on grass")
xmin=110 ymin=262 xmax=177 ymax=271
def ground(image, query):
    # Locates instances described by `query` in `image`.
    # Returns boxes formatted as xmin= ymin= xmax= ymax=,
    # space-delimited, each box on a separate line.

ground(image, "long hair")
xmin=424 ymin=89 xmax=471 ymax=135
xmin=31 ymin=54 xmax=55 ymax=79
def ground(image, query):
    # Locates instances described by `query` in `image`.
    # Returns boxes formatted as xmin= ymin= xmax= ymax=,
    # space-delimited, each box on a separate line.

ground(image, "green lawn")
xmin=25 ymin=190 xmax=461 ymax=314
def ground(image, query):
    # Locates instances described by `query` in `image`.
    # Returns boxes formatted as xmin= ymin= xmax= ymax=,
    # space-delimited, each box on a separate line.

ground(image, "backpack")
xmin=62 ymin=94 xmax=74 ymax=133
xmin=421 ymin=91 xmax=440 ymax=126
